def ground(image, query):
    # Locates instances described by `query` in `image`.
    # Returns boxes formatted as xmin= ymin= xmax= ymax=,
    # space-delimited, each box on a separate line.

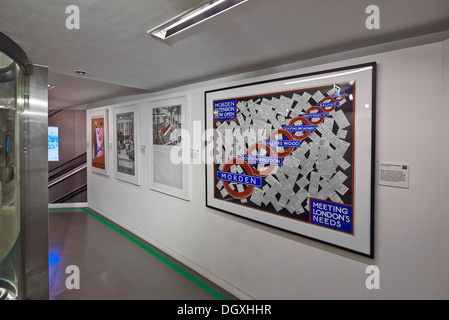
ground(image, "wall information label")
xmin=379 ymin=161 xmax=409 ymax=189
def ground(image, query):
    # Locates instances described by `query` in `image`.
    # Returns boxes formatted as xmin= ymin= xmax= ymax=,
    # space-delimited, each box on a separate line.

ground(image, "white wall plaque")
xmin=379 ymin=162 xmax=409 ymax=189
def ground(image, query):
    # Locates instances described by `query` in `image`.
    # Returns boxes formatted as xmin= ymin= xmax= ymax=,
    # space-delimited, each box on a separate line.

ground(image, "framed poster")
xmin=148 ymin=96 xmax=190 ymax=200
xmin=90 ymin=109 xmax=108 ymax=176
xmin=113 ymin=104 xmax=140 ymax=185
xmin=205 ymin=63 xmax=376 ymax=257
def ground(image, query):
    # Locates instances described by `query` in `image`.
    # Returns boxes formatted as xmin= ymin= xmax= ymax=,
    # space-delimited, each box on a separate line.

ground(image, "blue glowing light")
xmin=48 ymin=252 xmax=60 ymax=265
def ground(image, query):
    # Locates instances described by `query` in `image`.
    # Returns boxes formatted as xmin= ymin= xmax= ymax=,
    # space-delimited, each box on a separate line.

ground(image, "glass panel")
xmin=0 ymin=50 xmax=22 ymax=300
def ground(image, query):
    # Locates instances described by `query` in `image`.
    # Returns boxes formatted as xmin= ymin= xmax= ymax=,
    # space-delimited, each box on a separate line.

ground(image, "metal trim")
xmin=0 ymin=32 xmax=29 ymax=75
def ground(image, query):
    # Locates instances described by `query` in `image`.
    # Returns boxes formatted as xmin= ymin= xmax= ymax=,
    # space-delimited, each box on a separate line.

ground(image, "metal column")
xmin=20 ymin=64 xmax=49 ymax=300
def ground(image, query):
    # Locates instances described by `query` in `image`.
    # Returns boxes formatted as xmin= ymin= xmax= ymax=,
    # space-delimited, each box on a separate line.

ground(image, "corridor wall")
xmin=49 ymin=109 xmax=87 ymax=204
xmin=86 ymin=39 xmax=449 ymax=299
xmin=49 ymin=110 xmax=86 ymax=172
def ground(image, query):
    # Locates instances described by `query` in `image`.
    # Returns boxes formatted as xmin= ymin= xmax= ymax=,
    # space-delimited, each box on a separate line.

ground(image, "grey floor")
xmin=48 ymin=208 xmax=237 ymax=300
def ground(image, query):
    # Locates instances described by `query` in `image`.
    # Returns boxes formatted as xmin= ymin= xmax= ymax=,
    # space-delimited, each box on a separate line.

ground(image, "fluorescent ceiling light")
xmin=148 ymin=0 xmax=248 ymax=40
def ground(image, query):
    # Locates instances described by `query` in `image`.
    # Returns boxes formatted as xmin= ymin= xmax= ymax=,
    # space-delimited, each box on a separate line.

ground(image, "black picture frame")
xmin=205 ymin=62 xmax=376 ymax=258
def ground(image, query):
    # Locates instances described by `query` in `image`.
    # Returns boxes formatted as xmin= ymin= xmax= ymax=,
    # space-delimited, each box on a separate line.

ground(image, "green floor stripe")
xmin=49 ymin=207 xmax=228 ymax=300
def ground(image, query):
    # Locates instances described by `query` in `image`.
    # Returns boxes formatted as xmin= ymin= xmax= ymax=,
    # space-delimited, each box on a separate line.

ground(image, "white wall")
xmin=438 ymin=38 xmax=449 ymax=298
xmin=87 ymin=40 xmax=449 ymax=300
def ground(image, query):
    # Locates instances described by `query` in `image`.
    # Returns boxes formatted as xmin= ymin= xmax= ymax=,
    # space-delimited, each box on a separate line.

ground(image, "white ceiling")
xmin=1 ymin=0 xmax=448 ymax=109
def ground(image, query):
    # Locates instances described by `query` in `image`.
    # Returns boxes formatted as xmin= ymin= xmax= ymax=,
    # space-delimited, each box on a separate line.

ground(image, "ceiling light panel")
xmin=148 ymin=0 xmax=248 ymax=40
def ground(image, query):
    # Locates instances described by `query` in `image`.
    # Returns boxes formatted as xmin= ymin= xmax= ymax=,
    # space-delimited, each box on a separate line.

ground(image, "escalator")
xmin=48 ymin=152 xmax=87 ymax=204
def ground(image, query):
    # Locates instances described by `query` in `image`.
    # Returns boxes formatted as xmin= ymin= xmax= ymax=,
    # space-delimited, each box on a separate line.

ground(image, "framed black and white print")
xmin=205 ymin=63 xmax=376 ymax=257
xmin=113 ymin=104 xmax=141 ymax=186
xmin=148 ymin=96 xmax=190 ymax=200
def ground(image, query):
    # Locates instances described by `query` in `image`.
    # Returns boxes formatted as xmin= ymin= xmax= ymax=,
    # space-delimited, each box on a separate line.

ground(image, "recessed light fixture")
xmin=148 ymin=0 xmax=248 ymax=40
xmin=75 ymin=70 xmax=87 ymax=75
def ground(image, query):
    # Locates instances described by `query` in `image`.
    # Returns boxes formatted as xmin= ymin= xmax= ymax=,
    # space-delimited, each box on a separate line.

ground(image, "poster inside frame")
xmin=205 ymin=63 xmax=376 ymax=258
xmin=148 ymin=96 xmax=190 ymax=201
xmin=90 ymin=109 xmax=109 ymax=176
xmin=113 ymin=104 xmax=141 ymax=186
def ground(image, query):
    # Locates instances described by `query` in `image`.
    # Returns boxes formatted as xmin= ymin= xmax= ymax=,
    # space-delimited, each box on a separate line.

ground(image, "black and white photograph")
xmin=113 ymin=105 xmax=140 ymax=186
xmin=152 ymin=105 xmax=182 ymax=146
xmin=116 ymin=111 xmax=135 ymax=175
